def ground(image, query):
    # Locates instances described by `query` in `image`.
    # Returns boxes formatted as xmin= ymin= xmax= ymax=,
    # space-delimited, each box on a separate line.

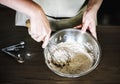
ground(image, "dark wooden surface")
xmin=0 ymin=8 xmax=120 ymax=84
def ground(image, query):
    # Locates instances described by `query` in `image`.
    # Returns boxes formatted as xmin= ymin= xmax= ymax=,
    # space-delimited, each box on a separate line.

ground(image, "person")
xmin=0 ymin=0 xmax=103 ymax=48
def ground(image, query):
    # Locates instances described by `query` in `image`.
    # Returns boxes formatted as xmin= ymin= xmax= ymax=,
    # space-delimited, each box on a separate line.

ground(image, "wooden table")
xmin=0 ymin=8 xmax=120 ymax=84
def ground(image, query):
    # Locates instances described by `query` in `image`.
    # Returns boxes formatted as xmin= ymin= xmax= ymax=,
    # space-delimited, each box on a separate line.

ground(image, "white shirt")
xmin=15 ymin=0 xmax=85 ymax=26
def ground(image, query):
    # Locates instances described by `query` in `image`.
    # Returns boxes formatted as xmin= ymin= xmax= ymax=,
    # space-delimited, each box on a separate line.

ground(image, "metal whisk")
xmin=48 ymin=43 xmax=73 ymax=66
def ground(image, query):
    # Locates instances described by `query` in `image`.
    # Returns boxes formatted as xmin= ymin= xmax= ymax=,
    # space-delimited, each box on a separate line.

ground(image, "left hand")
xmin=74 ymin=9 xmax=97 ymax=39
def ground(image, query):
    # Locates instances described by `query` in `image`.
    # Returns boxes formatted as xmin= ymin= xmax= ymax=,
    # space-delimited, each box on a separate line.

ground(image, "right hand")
xmin=28 ymin=10 xmax=51 ymax=48
xmin=0 ymin=0 xmax=51 ymax=48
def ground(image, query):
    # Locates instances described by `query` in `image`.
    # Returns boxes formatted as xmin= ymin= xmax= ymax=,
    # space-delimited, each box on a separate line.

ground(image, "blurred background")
xmin=98 ymin=0 xmax=120 ymax=25
xmin=0 ymin=0 xmax=120 ymax=26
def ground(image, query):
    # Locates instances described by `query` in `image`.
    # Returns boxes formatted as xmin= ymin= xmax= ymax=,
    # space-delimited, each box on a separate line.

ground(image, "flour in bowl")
xmin=46 ymin=41 xmax=94 ymax=74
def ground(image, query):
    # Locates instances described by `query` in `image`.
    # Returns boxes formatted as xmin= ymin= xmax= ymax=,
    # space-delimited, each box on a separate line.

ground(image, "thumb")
xmin=81 ymin=21 xmax=89 ymax=33
xmin=42 ymin=34 xmax=50 ymax=48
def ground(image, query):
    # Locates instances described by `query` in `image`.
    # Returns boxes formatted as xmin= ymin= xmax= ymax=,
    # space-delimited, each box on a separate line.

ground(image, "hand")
xmin=28 ymin=11 xmax=51 ymax=48
xmin=0 ymin=0 xmax=52 ymax=48
xmin=74 ymin=0 xmax=103 ymax=39
xmin=82 ymin=9 xmax=97 ymax=39
xmin=74 ymin=9 xmax=97 ymax=39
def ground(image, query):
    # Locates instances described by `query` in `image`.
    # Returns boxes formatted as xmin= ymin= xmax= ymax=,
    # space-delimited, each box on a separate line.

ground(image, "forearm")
xmin=87 ymin=0 xmax=103 ymax=12
xmin=0 ymin=0 xmax=44 ymax=18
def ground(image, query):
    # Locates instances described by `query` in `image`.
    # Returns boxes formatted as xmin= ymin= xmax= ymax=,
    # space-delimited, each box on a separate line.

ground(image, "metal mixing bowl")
xmin=44 ymin=28 xmax=101 ymax=78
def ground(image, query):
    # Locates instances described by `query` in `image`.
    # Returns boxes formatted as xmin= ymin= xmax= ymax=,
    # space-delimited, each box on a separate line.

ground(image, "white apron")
xmin=15 ymin=0 xmax=85 ymax=27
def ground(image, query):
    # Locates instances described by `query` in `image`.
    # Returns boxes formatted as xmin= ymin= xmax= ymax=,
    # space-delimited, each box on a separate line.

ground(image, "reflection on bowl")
xmin=44 ymin=28 xmax=101 ymax=78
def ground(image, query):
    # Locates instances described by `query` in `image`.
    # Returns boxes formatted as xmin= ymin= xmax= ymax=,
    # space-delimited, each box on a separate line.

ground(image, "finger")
xmin=90 ymin=29 xmax=97 ymax=39
xmin=89 ymin=23 xmax=97 ymax=39
xmin=31 ymin=34 xmax=44 ymax=42
xmin=36 ymin=35 xmax=45 ymax=42
xmin=28 ymin=29 xmax=32 ymax=35
xmin=74 ymin=24 xmax=83 ymax=28
xmin=81 ymin=20 xmax=90 ymax=33
xmin=28 ymin=28 xmax=45 ymax=42
xmin=42 ymin=33 xmax=51 ymax=48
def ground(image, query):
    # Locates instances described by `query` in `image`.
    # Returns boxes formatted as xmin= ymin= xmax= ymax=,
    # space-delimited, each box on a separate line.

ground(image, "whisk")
xmin=47 ymin=43 xmax=73 ymax=66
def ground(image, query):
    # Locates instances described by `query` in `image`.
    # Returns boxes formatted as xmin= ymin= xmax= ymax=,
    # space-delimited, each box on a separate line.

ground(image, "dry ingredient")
xmin=46 ymin=42 xmax=94 ymax=74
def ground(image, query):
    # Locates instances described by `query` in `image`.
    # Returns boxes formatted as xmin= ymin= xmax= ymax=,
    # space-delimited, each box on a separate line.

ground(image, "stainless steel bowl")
xmin=44 ymin=28 xmax=101 ymax=78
